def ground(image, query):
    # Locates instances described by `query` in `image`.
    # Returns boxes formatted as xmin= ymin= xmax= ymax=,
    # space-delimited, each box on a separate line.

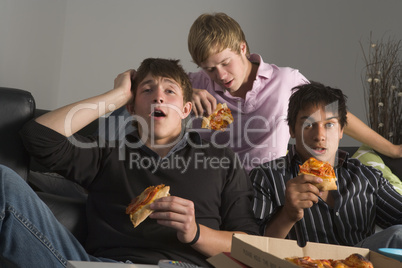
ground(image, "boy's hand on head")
xmin=192 ymin=88 xmax=217 ymax=117
xmin=283 ymin=174 xmax=322 ymax=222
xmin=114 ymin=69 xmax=136 ymax=103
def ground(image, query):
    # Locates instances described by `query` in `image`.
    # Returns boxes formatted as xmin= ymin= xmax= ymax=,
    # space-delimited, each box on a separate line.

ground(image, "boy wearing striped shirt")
xmin=251 ymin=81 xmax=402 ymax=251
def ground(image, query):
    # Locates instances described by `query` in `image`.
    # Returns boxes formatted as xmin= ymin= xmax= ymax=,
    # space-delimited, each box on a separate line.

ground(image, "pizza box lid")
xmin=226 ymin=234 xmax=402 ymax=268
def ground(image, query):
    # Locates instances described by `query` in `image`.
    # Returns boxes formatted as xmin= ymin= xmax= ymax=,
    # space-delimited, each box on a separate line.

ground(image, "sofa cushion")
xmin=29 ymin=171 xmax=87 ymax=200
xmin=352 ymin=145 xmax=402 ymax=194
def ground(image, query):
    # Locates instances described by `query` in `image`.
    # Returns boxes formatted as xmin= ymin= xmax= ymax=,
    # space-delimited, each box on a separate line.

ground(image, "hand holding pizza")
xmin=149 ymin=195 xmax=199 ymax=245
xmin=126 ymin=185 xmax=199 ymax=244
xmin=282 ymin=157 xmax=337 ymax=222
xmin=191 ymin=88 xmax=217 ymax=117
xmin=284 ymin=173 xmax=323 ymax=222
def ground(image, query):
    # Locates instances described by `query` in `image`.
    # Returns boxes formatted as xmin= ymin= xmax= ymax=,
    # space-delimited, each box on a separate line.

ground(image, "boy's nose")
xmin=153 ymin=97 xmax=164 ymax=103
xmin=314 ymin=125 xmax=326 ymax=141
xmin=215 ymin=67 xmax=227 ymax=81
xmin=153 ymin=89 xmax=164 ymax=103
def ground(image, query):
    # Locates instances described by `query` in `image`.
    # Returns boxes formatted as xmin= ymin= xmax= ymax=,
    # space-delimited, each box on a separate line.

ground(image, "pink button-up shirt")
xmin=188 ymin=54 xmax=308 ymax=173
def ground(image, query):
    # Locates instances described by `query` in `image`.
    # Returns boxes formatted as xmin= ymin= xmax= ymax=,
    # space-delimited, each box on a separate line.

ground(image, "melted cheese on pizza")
xmin=299 ymin=157 xmax=336 ymax=179
xmin=202 ymin=103 xmax=233 ymax=131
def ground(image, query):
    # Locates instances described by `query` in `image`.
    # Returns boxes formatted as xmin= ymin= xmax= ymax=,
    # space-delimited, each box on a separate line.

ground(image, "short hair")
xmin=131 ymin=58 xmax=192 ymax=103
xmin=287 ymin=81 xmax=348 ymax=133
xmin=188 ymin=12 xmax=250 ymax=66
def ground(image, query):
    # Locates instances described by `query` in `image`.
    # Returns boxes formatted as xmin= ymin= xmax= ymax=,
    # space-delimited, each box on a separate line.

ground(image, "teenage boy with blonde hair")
xmin=187 ymin=12 xmax=402 ymax=173
xmin=0 ymin=58 xmax=259 ymax=267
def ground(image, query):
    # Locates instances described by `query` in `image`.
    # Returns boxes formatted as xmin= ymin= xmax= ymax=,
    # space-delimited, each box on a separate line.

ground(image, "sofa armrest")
xmin=0 ymin=87 xmax=35 ymax=181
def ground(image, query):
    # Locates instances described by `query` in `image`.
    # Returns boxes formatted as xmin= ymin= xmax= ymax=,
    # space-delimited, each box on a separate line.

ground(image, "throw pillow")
xmin=352 ymin=144 xmax=402 ymax=195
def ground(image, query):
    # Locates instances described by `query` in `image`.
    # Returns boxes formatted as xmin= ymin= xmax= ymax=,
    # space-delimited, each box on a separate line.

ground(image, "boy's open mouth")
xmin=312 ymin=147 xmax=327 ymax=154
xmin=152 ymin=109 xmax=166 ymax=117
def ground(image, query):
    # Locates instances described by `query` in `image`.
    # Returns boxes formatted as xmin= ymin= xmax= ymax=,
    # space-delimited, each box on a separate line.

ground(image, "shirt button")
xmin=335 ymin=211 xmax=340 ymax=216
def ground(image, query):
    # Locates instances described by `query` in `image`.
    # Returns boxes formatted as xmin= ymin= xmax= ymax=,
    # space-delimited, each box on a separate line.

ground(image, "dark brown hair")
xmin=287 ymin=81 xmax=348 ymax=133
xmin=131 ymin=58 xmax=192 ymax=103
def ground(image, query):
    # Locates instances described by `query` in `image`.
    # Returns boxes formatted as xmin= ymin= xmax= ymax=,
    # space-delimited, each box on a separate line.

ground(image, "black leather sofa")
xmin=0 ymin=87 xmax=92 ymax=245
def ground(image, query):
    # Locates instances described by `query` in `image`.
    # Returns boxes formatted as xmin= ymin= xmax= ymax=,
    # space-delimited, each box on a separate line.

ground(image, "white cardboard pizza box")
xmin=207 ymin=252 xmax=250 ymax=268
xmin=224 ymin=233 xmax=402 ymax=268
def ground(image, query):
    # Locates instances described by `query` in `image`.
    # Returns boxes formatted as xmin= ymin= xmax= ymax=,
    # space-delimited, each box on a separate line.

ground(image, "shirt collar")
xmin=249 ymin=53 xmax=273 ymax=80
xmin=126 ymin=129 xmax=202 ymax=158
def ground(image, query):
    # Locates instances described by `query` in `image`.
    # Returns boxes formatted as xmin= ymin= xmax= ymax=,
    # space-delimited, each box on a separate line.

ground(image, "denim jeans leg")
xmin=0 ymin=165 xmax=110 ymax=267
xmin=355 ymin=225 xmax=402 ymax=252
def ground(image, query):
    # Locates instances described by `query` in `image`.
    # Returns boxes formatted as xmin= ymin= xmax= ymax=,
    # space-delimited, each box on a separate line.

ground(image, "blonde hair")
xmin=188 ymin=12 xmax=250 ymax=66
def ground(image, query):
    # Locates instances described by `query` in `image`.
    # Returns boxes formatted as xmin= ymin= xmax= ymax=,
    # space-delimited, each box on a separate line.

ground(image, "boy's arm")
xmin=191 ymin=225 xmax=246 ymax=257
xmin=263 ymin=174 xmax=322 ymax=238
xmin=344 ymin=112 xmax=402 ymax=158
xmin=36 ymin=70 xmax=134 ymax=136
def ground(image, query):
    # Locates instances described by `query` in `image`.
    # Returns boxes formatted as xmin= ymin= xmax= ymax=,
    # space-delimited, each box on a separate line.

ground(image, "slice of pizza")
xmin=286 ymin=253 xmax=373 ymax=268
xmin=285 ymin=256 xmax=332 ymax=267
xmin=126 ymin=184 xmax=170 ymax=228
xmin=299 ymin=157 xmax=337 ymax=191
xmin=339 ymin=253 xmax=373 ymax=268
xmin=201 ymin=103 xmax=234 ymax=131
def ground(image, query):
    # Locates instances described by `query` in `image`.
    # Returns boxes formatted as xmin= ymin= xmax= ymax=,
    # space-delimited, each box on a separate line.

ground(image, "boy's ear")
xmin=339 ymin=127 xmax=344 ymax=140
xmin=289 ymin=127 xmax=295 ymax=138
xmin=181 ymin=101 xmax=193 ymax=119
xmin=240 ymin=42 xmax=247 ymax=55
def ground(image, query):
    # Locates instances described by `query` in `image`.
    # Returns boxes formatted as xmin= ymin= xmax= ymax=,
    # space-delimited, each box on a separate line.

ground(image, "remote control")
xmin=158 ymin=259 xmax=202 ymax=268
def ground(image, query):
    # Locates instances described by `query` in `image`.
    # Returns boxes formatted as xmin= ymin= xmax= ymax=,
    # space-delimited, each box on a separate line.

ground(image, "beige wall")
xmin=1 ymin=0 xmax=402 ymax=146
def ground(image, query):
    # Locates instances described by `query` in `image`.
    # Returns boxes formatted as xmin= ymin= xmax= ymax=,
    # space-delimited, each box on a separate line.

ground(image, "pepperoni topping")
xmin=126 ymin=185 xmax=162 ymax=214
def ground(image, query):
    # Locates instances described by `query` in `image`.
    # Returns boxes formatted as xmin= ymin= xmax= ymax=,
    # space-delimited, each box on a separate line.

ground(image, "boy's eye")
xmin=326 ymin=122 xmax=335 ymax=128
xmin=303 ymin=122 xmax=313 ymax=129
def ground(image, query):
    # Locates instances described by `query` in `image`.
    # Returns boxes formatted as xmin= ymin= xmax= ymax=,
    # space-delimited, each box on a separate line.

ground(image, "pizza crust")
xmin=311 ymin=175 xmax=337 ymax=191
xmin=127 ymin=185 xmax=170 ymax=228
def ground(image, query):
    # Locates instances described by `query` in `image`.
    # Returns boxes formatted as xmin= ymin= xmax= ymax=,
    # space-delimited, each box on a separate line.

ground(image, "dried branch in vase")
xmin=360 ymin=33 xmax=402 ymax=144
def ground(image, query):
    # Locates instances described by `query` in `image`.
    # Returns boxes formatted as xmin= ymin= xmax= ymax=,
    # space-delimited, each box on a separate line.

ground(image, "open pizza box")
xmin=208 ymin=234 xmax=402 ymax=268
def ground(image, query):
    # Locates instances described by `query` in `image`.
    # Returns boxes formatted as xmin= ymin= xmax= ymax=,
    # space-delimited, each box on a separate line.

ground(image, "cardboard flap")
xmin=369 ymin=251 xmax=402 ymax=268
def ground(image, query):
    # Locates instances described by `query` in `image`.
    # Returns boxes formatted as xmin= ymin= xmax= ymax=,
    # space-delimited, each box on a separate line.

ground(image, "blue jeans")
xmin=0 ymin=165 xmax=119 ymax=267
xmin=355 ymin=224 xmax=402 ymax=252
